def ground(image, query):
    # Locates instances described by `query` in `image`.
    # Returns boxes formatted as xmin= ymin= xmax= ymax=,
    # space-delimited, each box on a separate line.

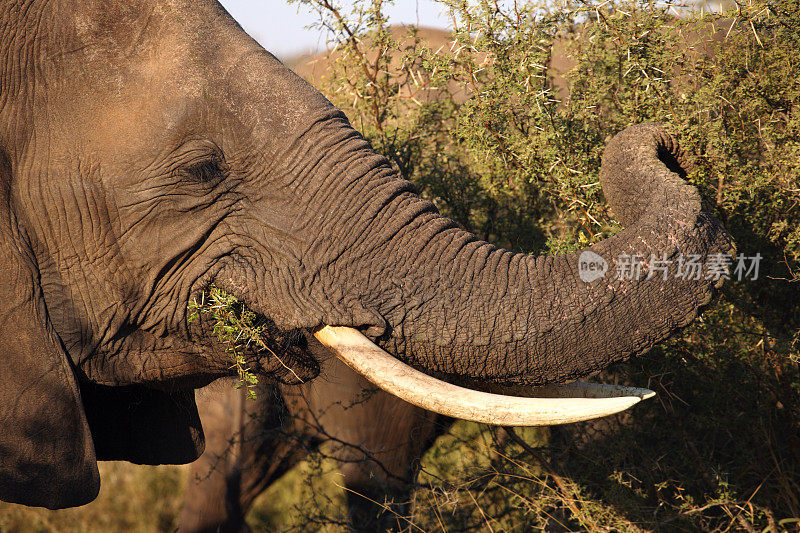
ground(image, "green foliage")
xmin=188 ymin=286 xmax=261 ymax=399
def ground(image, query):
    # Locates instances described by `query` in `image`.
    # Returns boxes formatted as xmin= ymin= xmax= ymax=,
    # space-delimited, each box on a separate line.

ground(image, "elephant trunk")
xmin=324 ymin=123 xmax=733 ymax=386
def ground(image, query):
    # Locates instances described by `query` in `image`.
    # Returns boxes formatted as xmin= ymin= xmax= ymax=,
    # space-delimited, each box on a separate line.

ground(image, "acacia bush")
xmin=274 ymin=0 xmax=800 ymax=530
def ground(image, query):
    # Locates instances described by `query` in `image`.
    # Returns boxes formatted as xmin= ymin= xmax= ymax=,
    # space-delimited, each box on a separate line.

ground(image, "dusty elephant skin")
xmin=0 ymin=0 xmax=732 ymax=510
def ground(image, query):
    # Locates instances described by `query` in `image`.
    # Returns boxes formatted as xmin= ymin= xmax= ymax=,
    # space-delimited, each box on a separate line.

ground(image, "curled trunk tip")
xmin=600 ymin=122 xmax=701 ymax=227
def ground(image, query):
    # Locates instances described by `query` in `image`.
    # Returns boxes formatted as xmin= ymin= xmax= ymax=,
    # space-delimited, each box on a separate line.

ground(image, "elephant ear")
xmin=0 ymin=154 xmax=100 ymax=509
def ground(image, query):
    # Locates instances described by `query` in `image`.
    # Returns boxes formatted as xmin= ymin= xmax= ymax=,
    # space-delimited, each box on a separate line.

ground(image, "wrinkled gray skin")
xmin=179 ymin=336 xmax=439 ymax=532
xmin=0 ymin=0 xmax=733 ymax=510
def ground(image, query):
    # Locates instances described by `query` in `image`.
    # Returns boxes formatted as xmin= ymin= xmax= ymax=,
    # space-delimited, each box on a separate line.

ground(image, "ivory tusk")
xmin=313 ymin=326 xmax=656 ymax=426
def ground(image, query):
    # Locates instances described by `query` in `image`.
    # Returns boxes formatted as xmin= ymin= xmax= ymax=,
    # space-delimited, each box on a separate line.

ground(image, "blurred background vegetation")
xmin=2 ymin=0 xmax=798 ymax=531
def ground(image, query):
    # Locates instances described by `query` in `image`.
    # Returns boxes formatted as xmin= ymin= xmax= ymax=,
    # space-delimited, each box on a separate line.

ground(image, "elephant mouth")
xmin=186 ymin=283 xmax=320 ymax=385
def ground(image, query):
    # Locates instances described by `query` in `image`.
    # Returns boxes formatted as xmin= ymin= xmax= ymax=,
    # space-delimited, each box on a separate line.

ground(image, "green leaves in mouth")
xmin=188 ymin=285 xmax=265 ymax=399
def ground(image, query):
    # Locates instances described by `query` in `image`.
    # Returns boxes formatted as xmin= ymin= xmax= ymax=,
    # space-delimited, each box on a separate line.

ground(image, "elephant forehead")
xmin=36 ymin=1 xmax=256 ymax=174
xmin=41 ymin=35 xmax=208 ymax=173
xmin=61 ymin=0 xmax=219 ymax=63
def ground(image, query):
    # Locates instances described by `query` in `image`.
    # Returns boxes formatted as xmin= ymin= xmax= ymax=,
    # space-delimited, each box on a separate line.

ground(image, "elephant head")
xmin=0 ymin=0 xmax=732 ymax=509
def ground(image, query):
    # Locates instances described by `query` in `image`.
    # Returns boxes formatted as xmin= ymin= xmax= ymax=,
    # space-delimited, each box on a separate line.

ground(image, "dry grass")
xmin=0 ymin=463 xmax=187 ymax=533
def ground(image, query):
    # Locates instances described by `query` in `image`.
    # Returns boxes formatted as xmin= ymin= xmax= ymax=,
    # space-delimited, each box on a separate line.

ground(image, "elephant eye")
xmin=183 ymin=158 xmax=227 ymax=184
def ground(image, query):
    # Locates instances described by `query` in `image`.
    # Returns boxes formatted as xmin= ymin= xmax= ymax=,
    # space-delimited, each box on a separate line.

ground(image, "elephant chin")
xmin=314 ymin=326 xmax=655 ymax=426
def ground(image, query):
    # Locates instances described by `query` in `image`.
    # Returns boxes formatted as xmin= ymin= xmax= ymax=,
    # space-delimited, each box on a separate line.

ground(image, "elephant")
xmin=178 ymin=335 xmax=440 ymax=532
xmin=0 ymin=0 xmax=733 ymax=511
